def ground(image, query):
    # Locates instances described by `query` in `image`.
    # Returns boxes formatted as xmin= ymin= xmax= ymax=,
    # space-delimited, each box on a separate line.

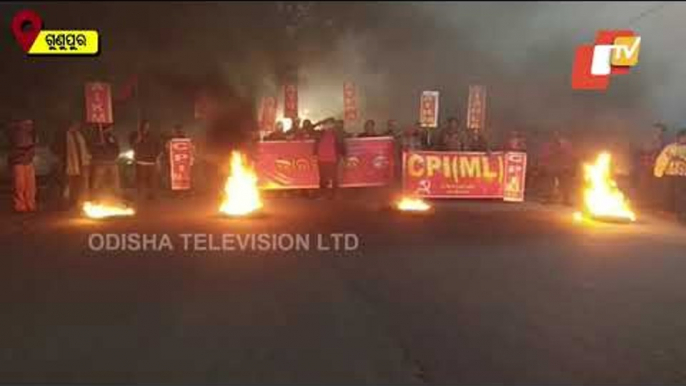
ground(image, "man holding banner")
xmin=314 ymin=118 xmax=347 ymax=199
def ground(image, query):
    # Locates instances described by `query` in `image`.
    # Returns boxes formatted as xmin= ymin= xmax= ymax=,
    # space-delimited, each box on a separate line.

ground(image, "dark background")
xmin=0 ymin=2 xmax=682 ymax=155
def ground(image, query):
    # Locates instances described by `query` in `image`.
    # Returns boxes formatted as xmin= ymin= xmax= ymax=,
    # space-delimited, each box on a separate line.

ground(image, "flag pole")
xmin=135 ymin=76 xmax=141 ymax=129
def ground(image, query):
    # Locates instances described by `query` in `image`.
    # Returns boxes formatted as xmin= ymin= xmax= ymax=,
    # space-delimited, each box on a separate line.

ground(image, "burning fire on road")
xmin=395 ymin=196 xmax=432 ymax=213
xmin=574 ymin=152 xmax=636 ymax=223
xmin=219 ymin=151 xmax=263 ymax=217
xmin=82 ymin=201 xmax=135 ymax=219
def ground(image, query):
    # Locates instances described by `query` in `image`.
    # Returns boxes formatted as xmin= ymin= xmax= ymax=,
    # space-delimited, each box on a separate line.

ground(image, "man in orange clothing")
xmin=6 ymin=119 xmax=37 ymax=212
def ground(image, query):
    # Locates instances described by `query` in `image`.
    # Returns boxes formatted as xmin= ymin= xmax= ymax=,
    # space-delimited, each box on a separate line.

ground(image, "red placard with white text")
xmin=402 ymin=150 xmax=527 ymax=201
xmin=85 ymin=82 xmax=113 ymax=124
xmin=169 ymin=138 xmax=193 ymax=190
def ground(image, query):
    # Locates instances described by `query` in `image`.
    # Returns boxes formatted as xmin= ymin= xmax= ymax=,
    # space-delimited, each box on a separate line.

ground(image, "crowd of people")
xmin=3 ymin=115 xmax=686 ymax=223
xmin=3 ymin=118 xmax=192 ymax=213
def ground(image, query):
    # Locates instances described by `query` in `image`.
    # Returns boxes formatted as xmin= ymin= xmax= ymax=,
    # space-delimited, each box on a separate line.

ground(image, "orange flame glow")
xmin=83 ymin=201 xmax=135 ymax=219
xmin=219 ymin=151 xmax=263 ymax=216
xmin=396 ymin=196 xmax=431 ymax=212
xmin=576 ymin=152 xmax=636 ymax=222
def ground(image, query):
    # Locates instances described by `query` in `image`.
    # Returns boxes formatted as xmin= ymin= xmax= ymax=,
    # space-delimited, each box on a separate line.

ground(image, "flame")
xmin=577 ymin=152 xmax=636 ymax=222
xmin=396 ymin=196 xmax=431 ymax=212
xmin=219 ymin=151 xmax=263 ymax=216
xmin=83 ymin=201 xmax=135 ymax=219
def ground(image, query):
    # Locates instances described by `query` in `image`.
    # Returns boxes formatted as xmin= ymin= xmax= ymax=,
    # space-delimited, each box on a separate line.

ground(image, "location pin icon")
xmin=11 ymin=10 xmax=43 ymax=52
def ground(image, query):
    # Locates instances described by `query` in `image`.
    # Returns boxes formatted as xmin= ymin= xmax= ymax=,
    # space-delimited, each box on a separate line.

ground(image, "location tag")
xmin=11 ymin=10 xmax=43 ymax=52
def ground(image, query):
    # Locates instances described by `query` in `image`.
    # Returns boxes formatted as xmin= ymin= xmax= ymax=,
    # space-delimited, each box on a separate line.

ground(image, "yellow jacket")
xmin=654 ymin=143 xmax=686 ymax=177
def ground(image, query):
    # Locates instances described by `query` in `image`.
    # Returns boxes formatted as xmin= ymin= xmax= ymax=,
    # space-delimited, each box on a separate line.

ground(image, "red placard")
xmin=502 ymin=151 xmax=527 ymax=202
xmin=343 ymin=81 xmax=359 ymax=122
xmin=284 ymin=84 xmax=298 ymax=119
xmin=256 ymin=137 xmax=395 ymax=189
xmin=419 ymin=91 xmax=439 ymax=128
xmin=466 ymin=85 xmax=487 ymax=130
xmin=169 ymin=138 xmax=193 ymax=190
xmin=259 ymin=96 xmax=278 ymax=133
xmin=402 ymin=150 xmax=527 ymax=200
xmin=85 ymin=82 xmax=113 ymax=124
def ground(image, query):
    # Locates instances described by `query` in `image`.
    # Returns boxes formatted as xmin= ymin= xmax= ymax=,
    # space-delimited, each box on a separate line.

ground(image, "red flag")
xmin=116 ymin=75 xmax=138 ymax=102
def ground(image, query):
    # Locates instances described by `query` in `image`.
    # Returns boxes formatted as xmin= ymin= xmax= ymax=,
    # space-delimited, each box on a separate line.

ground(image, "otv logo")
xmin=571 ymin=30 xmax=641 ymax=90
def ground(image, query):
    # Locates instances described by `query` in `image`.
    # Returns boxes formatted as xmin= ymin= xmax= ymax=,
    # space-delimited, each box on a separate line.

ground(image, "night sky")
xmin=1 ymin=2 xmax=685 ymax=152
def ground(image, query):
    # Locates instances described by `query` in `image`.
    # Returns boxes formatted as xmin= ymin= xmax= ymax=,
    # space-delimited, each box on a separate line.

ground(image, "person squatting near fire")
xmin=90 ymin=124 xmax=121 ymax=201
xmin=314 ymin=118 xmax=347 ymax=199
xmin=129 ymin=120 xmax=162 ymax=202
xmin=653 ymin=129 xmax=686 ymax=224
xmin=5 ymin=119 xmax=37 ymax=213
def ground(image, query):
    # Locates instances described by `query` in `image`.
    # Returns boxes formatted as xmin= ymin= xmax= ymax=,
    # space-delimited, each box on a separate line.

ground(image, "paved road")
xmin=1 ymin=193 xmax=685 ymax=384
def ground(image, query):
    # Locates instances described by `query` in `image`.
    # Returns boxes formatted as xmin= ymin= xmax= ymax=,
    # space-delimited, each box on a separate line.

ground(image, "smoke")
xmin=2 ymin=1 xmax=686 ymax=150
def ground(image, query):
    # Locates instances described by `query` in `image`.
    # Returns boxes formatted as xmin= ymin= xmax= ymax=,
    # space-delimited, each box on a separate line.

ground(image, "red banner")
xmin=259 ymin=96 xmax=278 ymax=133
xmin=419 ymin=91 xmax=439 ymax=128
xmin=257 ymin=140 xmax=318 ymax=189
xmin=284 ymin=84 xmax=298 ymax=119
xmin=343 ymin=81 xmax=359 ymax=122
xmin=256 ymin=137 xmax=395 ymax=189
xmin=466 ymin=85 xmax=487 ymax=130
xmin=169 ymin=138 xmax=193 ymax=190
xmin=85 ymin=82 xmax=113 ymax=124
xmin=341 ymin=137 xmax=394 ymax=187
xmin=402 ymin=150 xmax=527 ymax=201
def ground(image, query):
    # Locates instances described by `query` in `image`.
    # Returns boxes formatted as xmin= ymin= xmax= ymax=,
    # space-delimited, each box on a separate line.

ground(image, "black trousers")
xmin=136 ymin=163 xmax=158 ymax=201
xmin=318 ymin=161 xmax=339 ymax=198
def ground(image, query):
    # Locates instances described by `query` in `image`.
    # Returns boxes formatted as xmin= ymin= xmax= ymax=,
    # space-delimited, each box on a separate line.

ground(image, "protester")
xmin=129 ymin=120 xmax=162 ymax=202
xmin=400 ymin=125 xmax=424 ymax=151
xmin=289 ymin=118 xmax=302 ymax=139
xmin=358 ymin=119 xmax=377 ymax=138
xmin=636 ymin=123 xmax=668 ymax=208
xmin=383 ymin=119 xmax=399 ymax=137
xmin=504 ymin=130 xmax=527 ymax=152
xmin=90 ymin=124 xmax=121 ymax=200
xmin=314 ymin=118 xmax=347 ymax=199
xmin=462 ymin=128 xmax=489 ymax=151
xmin=539 ymin=130 xmax=576 ymax=205
xmin=5 ymin=119 xmax=37 ymax=212
xmin=439 ymin=117 xmax=462 ymax=150
xmin=292 ymin=119 xmax=315 ymax=140
xmin=264 ymin=121 xmax=288 ymax=141
xmin=336 ymin=119 xmax=352 ymax=138
xmin=653 ymin=128 xmax=686 ymax=223
xmin=62 ymin=121 xmax=91 ymax=208
xmin=416 ymin=121 xmax=431 ymax=149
